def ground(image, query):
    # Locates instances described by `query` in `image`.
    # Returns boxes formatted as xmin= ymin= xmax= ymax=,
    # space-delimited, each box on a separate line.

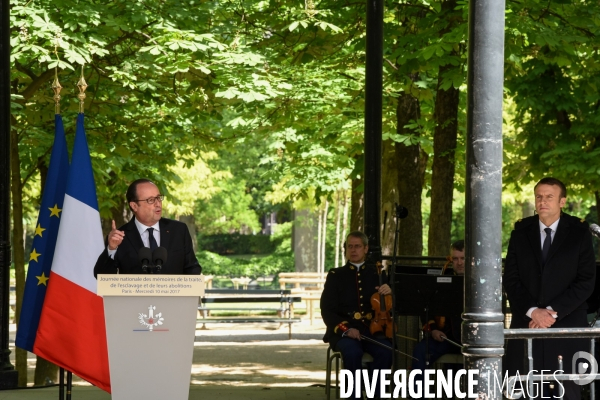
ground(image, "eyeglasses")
xmin=135 ymin=195 xmax=164 ymax=205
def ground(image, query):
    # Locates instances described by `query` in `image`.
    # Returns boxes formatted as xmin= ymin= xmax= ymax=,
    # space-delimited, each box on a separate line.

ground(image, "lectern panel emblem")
xmin=137 ymin=305 xmax=167 ymax=332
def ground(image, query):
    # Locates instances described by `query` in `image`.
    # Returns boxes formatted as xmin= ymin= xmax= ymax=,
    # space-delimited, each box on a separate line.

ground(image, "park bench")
xmin=278 ymin=272 xmax=326 ymax=290
xmin=278 ymin=273 xmax=327 ymax=324
xmin=197 ymin=289 xmax=302 ymax=339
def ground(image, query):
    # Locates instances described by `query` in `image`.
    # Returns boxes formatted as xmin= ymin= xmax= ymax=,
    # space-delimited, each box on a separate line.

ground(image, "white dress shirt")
xmin=107 ymin=219 xmax=160 ymax=259
xmin=526 ymin=217 xmax=560 ymax=319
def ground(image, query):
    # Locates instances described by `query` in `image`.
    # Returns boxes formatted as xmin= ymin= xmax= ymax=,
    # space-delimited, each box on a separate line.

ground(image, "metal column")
xmin=0 ymin=0 xmax=18 ymax=388
xmin=463 ymin=0 xmax=506 ymax=398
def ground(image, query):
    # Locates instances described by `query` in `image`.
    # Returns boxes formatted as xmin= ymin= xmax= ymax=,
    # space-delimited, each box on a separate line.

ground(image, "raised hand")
xmin=107 ymin=220 xmax=125 ymax=250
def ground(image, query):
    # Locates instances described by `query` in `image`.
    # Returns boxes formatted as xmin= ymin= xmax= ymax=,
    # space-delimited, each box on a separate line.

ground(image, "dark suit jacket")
xmin=93 ymin=218 xmax=201 ymax=276
xmin=504 ymin=213 xmax=595 ymax=373
xmin=320 ymin=262 xmax=387 ymax=350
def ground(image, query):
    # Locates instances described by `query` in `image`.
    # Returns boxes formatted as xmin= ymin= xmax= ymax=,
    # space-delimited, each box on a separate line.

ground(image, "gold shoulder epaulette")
xmin=517 ymin=219 xmax=522 ymax=222
xmin=581 ymin=219 xmax=585 ymax=223
xmin=330 ymin=270 xmax=336 ymax=274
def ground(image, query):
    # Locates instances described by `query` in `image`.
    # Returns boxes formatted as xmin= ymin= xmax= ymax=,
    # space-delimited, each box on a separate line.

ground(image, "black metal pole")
xmin=363 ymin=0 xmax=383 ymax=260
xmin=0 ymin=0 xmax=18 ymax=389
xmin=59 ymin=367 xmax=65 ymax=399
xmin=463 ymin=0 xmax=505 ymax=398
xmin=66 ymin=371 xmax=72 ymax=400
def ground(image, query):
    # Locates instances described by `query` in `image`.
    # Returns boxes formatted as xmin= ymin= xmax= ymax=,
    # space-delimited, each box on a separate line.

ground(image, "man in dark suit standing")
xmin=94 ymin=179 xmax=201 ymax=276
xmin=504 ymin=177 xmax=595 ymax=400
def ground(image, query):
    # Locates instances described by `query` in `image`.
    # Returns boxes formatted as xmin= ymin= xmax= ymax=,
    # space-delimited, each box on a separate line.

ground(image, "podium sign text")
xmin=97 ymin=274 xmax=204 ymax=297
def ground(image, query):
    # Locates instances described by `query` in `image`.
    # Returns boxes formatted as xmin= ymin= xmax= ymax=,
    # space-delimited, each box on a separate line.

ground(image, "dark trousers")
xmin=412 ymin=337 xmax=455 ymax=370
xmin=335 ymin=334 xmax=393 ymax=399
xmin=411 ymin=338 xmax=461 ymax=394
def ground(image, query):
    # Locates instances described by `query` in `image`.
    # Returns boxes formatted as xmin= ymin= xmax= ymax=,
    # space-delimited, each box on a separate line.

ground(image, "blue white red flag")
xmin=33 ymin=113 xmax=111 ymax=392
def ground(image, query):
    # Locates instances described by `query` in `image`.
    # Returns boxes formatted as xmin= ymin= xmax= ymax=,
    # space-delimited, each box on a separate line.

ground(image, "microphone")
xmin=152 ymin=247 xmax=168 ymax=273
xmin=590 ymin=224 xmax=600 ymax=239
xmin=395 ymin=203 xmax=409 ymax=219
xmin=138 ymin=247 xmax=153 ymax=273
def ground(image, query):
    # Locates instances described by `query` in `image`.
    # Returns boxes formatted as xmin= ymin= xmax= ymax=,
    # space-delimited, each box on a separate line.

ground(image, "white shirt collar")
xmin=539 ymin=217 xmax=560 ymax=232
xmin=349 ymin=261 xmax=365 ymax=268
xmin=134 ymin=218 xmax=160 ymax=236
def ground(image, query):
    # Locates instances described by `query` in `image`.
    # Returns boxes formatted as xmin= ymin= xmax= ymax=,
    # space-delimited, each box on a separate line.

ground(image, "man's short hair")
xmin=535 ymin=177 xmax=567 ymax=199
xmin=346 ymin=231 xmax=368 ymax=247
xmin=451 ymin=240 xmax=464 ymax=252
xmin=126 ymin=179 xmax=155 ymax=211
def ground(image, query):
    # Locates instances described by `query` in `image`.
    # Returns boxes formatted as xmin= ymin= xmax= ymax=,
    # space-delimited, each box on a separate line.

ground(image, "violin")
xmin=369 ymin=262 xmax=394 ymax=339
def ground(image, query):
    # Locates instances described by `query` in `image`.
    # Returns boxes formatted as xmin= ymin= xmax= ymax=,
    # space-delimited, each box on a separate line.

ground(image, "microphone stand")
xmin=390 ymin=203 xmax=407 ymax=373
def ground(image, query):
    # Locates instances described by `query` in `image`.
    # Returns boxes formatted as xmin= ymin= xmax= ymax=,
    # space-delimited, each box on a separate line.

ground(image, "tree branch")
xmin=20 ymin=69 xmax=55 ymax=101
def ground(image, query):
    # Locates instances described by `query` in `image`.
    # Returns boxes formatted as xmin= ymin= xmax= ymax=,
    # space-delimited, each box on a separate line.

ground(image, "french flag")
xmin=33 ymin=113 xmax=111 ymax=392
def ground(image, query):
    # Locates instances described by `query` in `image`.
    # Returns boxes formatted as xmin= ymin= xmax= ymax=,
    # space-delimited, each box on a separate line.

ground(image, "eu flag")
xmin=16 ymin=114 xmax=69 ymax=352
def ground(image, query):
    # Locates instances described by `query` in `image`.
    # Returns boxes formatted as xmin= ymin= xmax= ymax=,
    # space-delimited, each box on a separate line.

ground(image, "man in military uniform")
xmin=411 ymin=240 xmax=464 ymax=386
xmin=504 ymin=177 xmax=596 ymax=400
xmin=321 ymin=231 xmax=393 ymax=399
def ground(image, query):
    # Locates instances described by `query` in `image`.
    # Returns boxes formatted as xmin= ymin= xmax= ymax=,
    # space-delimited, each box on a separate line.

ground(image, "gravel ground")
xmin=191 ymin=320 xmax=329 ymax=386
xmin=9 ymin=319 xmax=331 ymax=388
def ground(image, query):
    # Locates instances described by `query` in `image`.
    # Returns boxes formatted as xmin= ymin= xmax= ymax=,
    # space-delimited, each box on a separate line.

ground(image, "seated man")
xmin=411 ymin=240 xmax=464 ymax=382
xmin=321 ymin=231 xmax=393 ymax=399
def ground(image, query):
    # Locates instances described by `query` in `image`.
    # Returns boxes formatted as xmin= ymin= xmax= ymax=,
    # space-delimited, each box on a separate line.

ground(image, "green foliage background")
xmin=197 ymin=222 xmax=295 ymax=280
xmin=11 ymin=0 xmax=600 ymax=271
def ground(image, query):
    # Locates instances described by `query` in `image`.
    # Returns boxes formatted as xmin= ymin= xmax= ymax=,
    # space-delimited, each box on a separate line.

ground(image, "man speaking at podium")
xmin=94 ymin=179 xmax=201 ymax=276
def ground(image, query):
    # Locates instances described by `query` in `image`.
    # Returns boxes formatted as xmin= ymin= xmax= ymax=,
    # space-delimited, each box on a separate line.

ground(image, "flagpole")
xmin=0 ymin=0 xmax=19 ymax=388
xmin=59 ymin=368 xmax=64 ymax=399
xmin=54 ymin=64 xmax=66 ymax=400
xmin=66 ymin=369 xmax=72 ymax=400
xmin=61 ymin=64 xmax=88 ymax=398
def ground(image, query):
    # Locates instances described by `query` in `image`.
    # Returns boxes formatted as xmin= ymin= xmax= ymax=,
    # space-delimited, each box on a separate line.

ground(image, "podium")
xmin=97 ymin=274 xmax=205 ymax=400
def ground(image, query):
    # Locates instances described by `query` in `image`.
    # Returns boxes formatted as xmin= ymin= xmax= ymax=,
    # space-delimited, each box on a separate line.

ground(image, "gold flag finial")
xmin=52 ymin=44 xmax=62 ymax=115
xmin=77 ymin=65 xmax=87 ymax=113
xmin=52 ymin=68 xmax=62 ymax=115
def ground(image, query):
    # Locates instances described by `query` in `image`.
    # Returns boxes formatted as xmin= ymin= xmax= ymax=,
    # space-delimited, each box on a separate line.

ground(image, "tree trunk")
xmin=33 ymin=357 xmax=58 ymax=386
xmin=321 ymin=200 xmax=328 ymax=273
xmin=10 ymin=124 xmax=28 ymax=386
xmin=426 ymin=0 xmax=462 ymax=257
xmin=396 ymin=89 xmax=425 ymax=257
xmin=596 ymin=191 xmax=600 ymax=260
xmin=521 ymin=201 xmax=534 ymax=218
xmin=341 ymin=189 xmax=349 ymax=263
xmin=334 ymin=192 xmax=341 ymax=269
xmin=381 ymin=136 xmax=398 ymax=260
xmin=350 ymin=173 xmax=364 ymax=233
xmin=316 ymin=205 xmax=322 ymax=274
xmin=179 ymin=215 xmax=197 ymax=253
xmin=101 ymin=172 xmax=127 ymax=238
xmin=101 ymin=205 xmax=127 ymax=238
xmin=427 ymin=62 xmax=460 ymax=256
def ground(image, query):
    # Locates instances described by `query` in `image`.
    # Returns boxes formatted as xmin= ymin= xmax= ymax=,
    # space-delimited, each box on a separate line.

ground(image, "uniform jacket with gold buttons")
xmin=320 ymin=261 xmax=388 ymax=349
